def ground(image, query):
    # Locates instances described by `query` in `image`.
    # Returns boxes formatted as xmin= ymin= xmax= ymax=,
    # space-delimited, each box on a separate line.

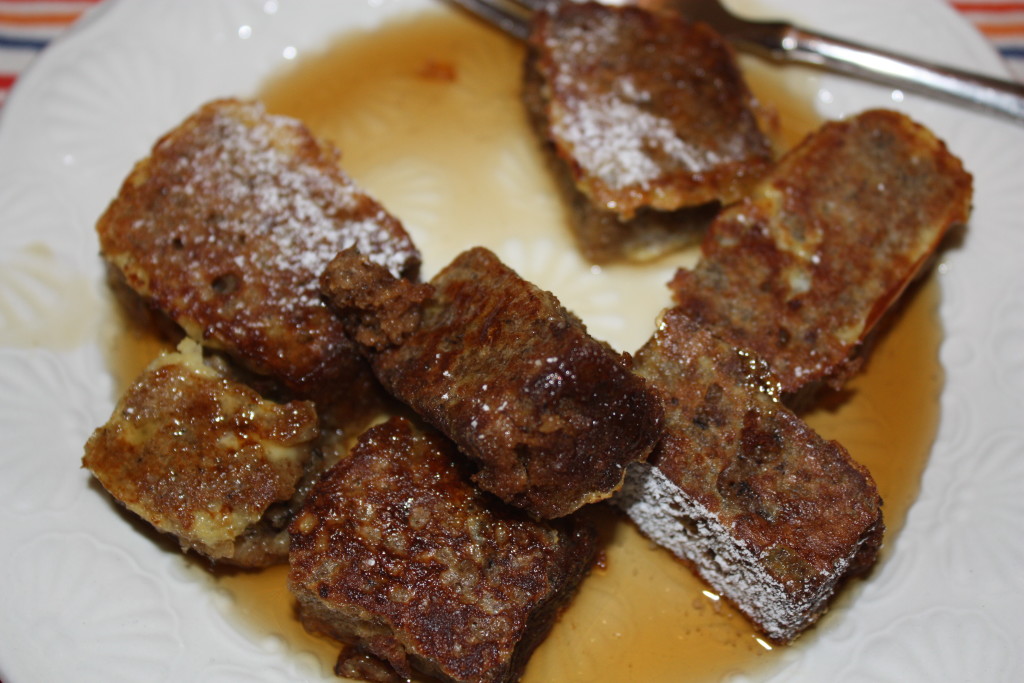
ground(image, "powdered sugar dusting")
xmin=545 ymin=19 xmax=701 ymax=191
xmin=101 ymin=99 xmax=421 ymax=393
xmin=553 ymin=87 xmax=717 ymax=191
xmin=617 ymin=462 xmax=850 ymax=642
xmin=534 ymin=3 xmax=774 ymax=215
xmin=158 ymin=101 xmax=415 ymax=306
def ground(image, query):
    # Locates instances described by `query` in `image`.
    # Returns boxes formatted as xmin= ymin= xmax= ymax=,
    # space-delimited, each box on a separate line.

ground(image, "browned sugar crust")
xmin=670 ymin=109 xmax=973 ymax=394
xmin=618 ymin=309 xmax=883 ymax=642
xmin=288 ymin=417 xmax=598 ymax=683
xmin=527 ymin=2 xmax=773 ymax=221
xmin=522 ymin=44 xmax=715 ymax=264
xmin=95 ymin=98 xmax=420 ymax=400
xmin=320 ymin=246 xmax=664 ymax=519
xmin=83 ymin=340 xmax=319 ymax=567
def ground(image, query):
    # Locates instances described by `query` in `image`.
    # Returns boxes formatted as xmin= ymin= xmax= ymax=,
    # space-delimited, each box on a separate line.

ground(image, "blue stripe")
xmin=999 ymin=46 xmax=1024 ymax=58
xmin=0 ymin=34 xmax=49 ymax=51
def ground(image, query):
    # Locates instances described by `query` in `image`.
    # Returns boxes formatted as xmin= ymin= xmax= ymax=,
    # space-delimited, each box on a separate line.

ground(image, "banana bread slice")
xmin=320 ymin=246 xmax=663 ymax=519
xmin=96 ymin=98 xmax=421 ymax=402
xmin=617 ymin=308 xmax=883 ymax=642
xmin=83 ymin=339 xmax=319 ymax=567
xmin=288 ymin=417 xmax=597 ymax=682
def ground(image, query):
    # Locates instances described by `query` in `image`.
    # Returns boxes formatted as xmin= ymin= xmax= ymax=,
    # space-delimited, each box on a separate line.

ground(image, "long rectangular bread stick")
xmin=618 ymin=308 xmax=883 ymax=642
xmin=320 ymin=246 xmax=663 ymax=519
xmin=670 ymin=109 xmax=972 ymax=395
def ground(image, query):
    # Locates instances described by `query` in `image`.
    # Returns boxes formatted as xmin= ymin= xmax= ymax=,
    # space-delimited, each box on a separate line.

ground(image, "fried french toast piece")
xmin=96 ymin=98 xmax=420 ymax=401
xmin=320 ymin=246 xmax=663 ymax=519
xmin=670 ymin=109 xmax=972 ymax=395
xmin=617 ymin=308 xmax=883 ymax=643
xmin=289 ymin=417 xmax=598 ymax=683
xmin=83 ymin=340 xmax=319 ymax=567
xmin=524 ymin=1 xmax=773 ymax=262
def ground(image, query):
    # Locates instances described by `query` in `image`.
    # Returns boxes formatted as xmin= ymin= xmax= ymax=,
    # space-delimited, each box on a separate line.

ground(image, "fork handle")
xmin=754 ymin=24 xmax=1024 ymax=122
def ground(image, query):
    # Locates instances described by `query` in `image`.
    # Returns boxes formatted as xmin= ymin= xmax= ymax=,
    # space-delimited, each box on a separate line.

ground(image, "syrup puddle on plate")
xmin=106 ymin=8 xmax=943 ymax=682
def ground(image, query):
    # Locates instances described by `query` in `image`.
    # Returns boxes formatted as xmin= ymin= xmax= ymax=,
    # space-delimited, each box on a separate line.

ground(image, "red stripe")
xmin=950 ymin=2 xmax=1024 ymax=11
xmin=0 ymin=74 xmax=16 ymax=89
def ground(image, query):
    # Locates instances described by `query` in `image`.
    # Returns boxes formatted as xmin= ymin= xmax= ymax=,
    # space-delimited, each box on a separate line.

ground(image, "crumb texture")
xmin=670 ymin=109 xmax=973 ymax=393
xmin=321 ymin=246 xmax=664 ymax=518
xmin=83 ymin=340 xmax=319 ymax=566
xmin=528 ymin=1 xmax=773 ymax=219
xmin=288 ymin=417 xmax=597 ymax=683
xmin=619 ymin=308 xmax=883 ymax=642
xmin=96 ymin=98 xmax=420 ymax=399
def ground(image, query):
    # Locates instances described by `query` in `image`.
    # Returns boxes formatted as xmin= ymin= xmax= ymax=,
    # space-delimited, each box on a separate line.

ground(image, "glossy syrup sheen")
xmin=134 ymin=8 xmax=949 ymax=682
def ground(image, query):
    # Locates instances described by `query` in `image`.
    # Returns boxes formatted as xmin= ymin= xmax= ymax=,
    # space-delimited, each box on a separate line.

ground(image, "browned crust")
xmin=622 ymin=307 xmax=883 ymax=641
xmin=83 ymin=343 xmax=319 ymax=567
xmin=522 ymin=43 xmax=714 ymax=264
xmin=288 ymin=417 xmax=598 ymax=683
xmin=670 ymin=109 xmax=973 ymax=394
xmin=527 ymin=1 xmax=773 ymax=220
xmin=320 ymin=246 xmax=664 ymax=519
xmin=95 ymin=98 xmax=420 ymax=400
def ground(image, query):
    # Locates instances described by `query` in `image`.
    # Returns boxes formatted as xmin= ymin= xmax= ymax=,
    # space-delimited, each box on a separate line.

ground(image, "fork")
xmin=446 ymin=0 xmax=1024 ymax=124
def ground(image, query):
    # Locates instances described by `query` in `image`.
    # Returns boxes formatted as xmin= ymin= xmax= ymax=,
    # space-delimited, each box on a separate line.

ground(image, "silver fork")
xmin=446 ymin=0 xmax=1024 ymax=124
xmin=447 ymin=0 xmax=535 ymax=40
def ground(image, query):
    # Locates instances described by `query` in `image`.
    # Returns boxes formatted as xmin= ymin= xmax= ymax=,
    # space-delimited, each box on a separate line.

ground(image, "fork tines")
xmin=447 ymin=0 xmax=544 ymax=40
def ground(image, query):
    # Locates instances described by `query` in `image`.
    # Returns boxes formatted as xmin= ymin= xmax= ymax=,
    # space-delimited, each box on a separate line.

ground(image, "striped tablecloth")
xmin=954 ymin=0 xmax=1024 ymax=80
xmin=1 ymin=0 xmax=1023 ymax=108
xmin=0 ymin=0 xmax=102 ymax=107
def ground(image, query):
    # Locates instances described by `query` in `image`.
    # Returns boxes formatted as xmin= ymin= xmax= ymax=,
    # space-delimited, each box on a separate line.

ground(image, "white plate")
xmin=1 ymin=0 xmax=1022 ymax=681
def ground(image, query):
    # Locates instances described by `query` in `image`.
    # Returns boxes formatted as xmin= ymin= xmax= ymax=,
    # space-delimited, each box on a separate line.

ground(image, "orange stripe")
xmin=974 ymin=21 xmax=1024 ymax=35
xmin=0 ymin=10 xmax=86 ymax=25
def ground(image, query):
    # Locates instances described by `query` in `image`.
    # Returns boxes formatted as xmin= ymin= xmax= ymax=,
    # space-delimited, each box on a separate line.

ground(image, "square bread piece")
xmin=95 ymin=98 xmax=421 ymax=401
xmin=617 ymin=308 xmax=883 ymax=643
xmin=319 ymin=246 xmax=664 ymax=519
xmin=670 ymin=109 xmax=972 ymax=395
xmin=83 ymin=340 xmax=319 ymax=567
xmin=288 ymin=417 xmax=598 ymax=683
xmin=523 ymin=1 xmax=773 ymax=262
